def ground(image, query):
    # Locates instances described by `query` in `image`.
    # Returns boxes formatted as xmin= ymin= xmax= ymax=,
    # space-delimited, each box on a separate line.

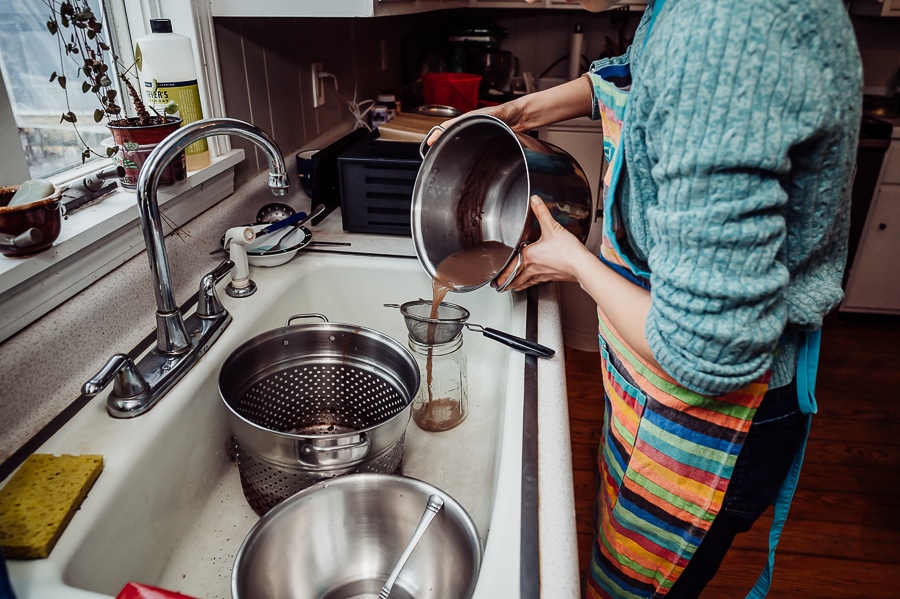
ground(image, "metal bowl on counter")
xmin=232 ymin=473 xmax=482 ymax=599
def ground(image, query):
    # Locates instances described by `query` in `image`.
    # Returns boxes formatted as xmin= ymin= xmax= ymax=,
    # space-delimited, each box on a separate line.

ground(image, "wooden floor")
xmin=564 ymin=313 xmax=900 ymax=598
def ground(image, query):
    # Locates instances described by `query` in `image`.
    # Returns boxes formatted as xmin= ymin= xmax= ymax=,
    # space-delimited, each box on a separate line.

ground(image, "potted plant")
xmin=45 ymin=0 xmax=185 ymax=188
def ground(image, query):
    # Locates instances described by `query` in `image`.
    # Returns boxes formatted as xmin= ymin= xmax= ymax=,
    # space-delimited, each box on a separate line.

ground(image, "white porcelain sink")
xmin=8 ymin=251 xmax=528 ymax=599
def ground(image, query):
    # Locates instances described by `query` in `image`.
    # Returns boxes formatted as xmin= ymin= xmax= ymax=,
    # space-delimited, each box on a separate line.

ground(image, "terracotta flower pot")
xmin=107 ymin=117 xmax=186 ymax=189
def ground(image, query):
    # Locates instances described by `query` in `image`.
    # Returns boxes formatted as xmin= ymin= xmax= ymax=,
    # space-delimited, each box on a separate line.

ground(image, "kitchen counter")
xmin=1 ymin=171 xmax=579 ymax=598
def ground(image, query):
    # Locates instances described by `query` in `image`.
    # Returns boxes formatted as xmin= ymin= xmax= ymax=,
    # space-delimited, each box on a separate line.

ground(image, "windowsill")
xmin=0 ymin=149 xmax=244 ymax=343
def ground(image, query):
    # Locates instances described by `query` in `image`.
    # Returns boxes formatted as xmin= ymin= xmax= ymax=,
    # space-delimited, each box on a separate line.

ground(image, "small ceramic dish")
xmin=244 ymin=226 xmax=313 ymax=267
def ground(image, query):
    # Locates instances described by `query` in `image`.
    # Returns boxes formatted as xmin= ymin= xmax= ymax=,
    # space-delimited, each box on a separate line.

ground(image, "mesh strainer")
xmin=384 ymin=300 xmax=556 ymax=358
xmin=386 ymin=299 xmax=471 ymax=345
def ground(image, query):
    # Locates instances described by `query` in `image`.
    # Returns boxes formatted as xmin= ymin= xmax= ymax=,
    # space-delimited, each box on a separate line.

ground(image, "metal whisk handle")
xmin=379 ymin=494 xmax=444 ymax=599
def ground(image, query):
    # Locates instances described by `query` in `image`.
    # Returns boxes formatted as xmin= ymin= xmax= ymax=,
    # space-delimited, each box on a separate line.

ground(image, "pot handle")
xmin=419 ymin=125 xmax=445 ymax=159
xmin=297 ymin=434 xmax=370 ymax=466
xmin=285 ymin=313 xmax=329 ymax=327
xmin=494 ymin=248 xmax=526 ymax=293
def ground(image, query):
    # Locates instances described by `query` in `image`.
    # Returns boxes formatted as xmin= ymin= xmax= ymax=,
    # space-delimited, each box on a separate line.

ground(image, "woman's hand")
xmin=494 ymin=195 xmax=592 ymax=292
xmin=424 ymin=101 xmax=527 ymax=147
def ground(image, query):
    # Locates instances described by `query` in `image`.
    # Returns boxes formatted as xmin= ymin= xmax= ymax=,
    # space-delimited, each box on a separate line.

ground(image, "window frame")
xmin=0 ymin=0 xmax=241 ymax=344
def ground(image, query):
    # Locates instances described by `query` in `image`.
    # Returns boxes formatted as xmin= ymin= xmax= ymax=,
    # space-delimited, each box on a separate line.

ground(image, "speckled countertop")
xmin=0 ymin=170 xmax=579 ymax=598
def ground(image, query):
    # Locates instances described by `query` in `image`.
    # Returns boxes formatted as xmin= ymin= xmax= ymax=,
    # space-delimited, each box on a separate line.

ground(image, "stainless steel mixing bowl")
xmin=232 ymin=473 xmax=483 ymax=599
xmin=411 ymin=113 xmax=593 ymax=292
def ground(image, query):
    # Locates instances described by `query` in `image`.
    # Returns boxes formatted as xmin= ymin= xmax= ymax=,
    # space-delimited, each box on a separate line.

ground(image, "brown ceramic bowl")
xmin=0 ymin=184 xmax=63 ymax=258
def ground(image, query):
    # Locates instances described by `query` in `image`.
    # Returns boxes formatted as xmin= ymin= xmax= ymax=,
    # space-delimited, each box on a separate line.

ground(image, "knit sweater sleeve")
xmin=625 ymin=0 xmax=860 ymax=396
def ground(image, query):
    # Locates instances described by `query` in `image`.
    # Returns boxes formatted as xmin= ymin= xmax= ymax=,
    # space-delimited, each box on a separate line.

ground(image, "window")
xmin=0 ymin=0 xmax=112 ymax=182
xmin=0 ymin=0 xmax=242 ymax=344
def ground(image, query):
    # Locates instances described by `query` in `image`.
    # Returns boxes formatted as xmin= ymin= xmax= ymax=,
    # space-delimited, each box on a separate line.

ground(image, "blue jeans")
xmin=666 ymin=379 xmax=810 ymax=598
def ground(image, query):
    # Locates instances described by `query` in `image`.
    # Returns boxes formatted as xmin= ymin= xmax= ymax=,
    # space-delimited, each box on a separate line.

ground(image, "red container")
xmin=422 ymin=73 xmax=482 ymax=113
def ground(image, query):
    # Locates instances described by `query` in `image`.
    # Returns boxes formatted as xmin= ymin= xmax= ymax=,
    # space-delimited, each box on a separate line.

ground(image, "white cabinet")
xmin=842 ymin=138 xmax=900 ymax=314
xmin=208 ymin=0 xmax=644 ymax=17
xmin=208 ymin=0 xmax=466 ymax=18
xmin=469 ymin=0 xmax=644 ymax=8
xmin=849 ymin=0 xmax=900 ymax=17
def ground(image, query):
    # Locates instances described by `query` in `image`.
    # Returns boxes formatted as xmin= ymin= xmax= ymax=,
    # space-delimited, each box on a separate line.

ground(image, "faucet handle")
xmin=83 ymin=354 xmax=150 ymax=400
xmin=198 ymin=259 xmax=234 ymax=318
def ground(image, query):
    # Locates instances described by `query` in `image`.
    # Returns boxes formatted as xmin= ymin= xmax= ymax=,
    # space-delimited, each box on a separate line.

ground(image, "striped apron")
xmin=587 ymin=3 xmax=818 ymax=596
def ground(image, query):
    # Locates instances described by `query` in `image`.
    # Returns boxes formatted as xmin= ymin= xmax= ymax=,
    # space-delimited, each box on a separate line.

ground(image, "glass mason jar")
xmin=409 ymin=333 xmax=467 ymax=432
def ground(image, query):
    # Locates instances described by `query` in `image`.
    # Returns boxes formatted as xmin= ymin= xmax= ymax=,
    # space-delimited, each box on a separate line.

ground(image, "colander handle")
xmin=285 ymin=313 xmax=329 ymax=327
xmin=298 ymin=434 xmax=370 ymax=465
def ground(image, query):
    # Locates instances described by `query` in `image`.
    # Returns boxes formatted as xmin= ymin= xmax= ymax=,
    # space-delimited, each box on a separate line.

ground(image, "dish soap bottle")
xmin=135 ymin=19 xmax=211 ymax=171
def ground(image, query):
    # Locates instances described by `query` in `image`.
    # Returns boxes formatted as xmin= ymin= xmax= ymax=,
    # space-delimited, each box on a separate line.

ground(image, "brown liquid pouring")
xmin=412 ymin=241 xmax=514 ymax=432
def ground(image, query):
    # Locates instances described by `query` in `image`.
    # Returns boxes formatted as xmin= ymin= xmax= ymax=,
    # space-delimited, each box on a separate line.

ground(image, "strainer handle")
xmin=285 ymin=313 xmax=329 ymax=327
xmin=300 ymin=435 xmax=368 ymax=454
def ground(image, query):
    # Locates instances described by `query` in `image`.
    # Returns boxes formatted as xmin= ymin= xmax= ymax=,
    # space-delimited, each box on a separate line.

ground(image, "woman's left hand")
xmin=495 ymin=195 xmax=592 ymax=292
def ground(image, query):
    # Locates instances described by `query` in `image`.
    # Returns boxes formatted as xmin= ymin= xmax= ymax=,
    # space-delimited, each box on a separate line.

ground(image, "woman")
xmin=432 ymin=0 xmax=862 ymax=596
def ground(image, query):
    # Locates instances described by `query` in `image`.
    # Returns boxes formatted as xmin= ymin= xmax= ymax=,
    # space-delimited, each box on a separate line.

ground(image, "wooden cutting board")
xmin=376 ymin=112 xmax=448 ymax=143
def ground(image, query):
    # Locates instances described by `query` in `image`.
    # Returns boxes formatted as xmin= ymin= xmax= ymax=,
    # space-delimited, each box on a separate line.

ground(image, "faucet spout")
xmin=136 ymin=117 xmax=289 ymax=354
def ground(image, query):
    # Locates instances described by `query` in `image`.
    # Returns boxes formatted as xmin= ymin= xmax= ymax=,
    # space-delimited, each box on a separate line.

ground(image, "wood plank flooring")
xmin=564 ymin=313 xmax=900 ymax=598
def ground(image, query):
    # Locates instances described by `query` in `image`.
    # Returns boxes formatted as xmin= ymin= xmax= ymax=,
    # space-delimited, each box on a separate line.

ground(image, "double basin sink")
xmin=8 ymin=251 xmax=529 ymax=598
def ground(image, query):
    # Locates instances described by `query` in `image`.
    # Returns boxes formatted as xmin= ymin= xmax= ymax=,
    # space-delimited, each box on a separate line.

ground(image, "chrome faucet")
xmin=83 ymin=118 xmax=290 ymax=417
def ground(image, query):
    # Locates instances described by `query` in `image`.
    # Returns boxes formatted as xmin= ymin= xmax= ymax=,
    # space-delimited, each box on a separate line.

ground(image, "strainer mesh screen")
xmin=400 ymin=300 xmax=470 ymax=345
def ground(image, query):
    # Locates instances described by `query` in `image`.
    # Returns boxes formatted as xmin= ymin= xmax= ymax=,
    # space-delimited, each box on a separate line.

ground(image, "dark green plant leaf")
xmin=47 ymin=20 xmax=58 ymax=35
xmin=106 ymin=145 xmax=118 ymax=158
xmin=93 ymin=109 xmax=104 ymax=122
xmin=57 ymin=75 xmax=67 ymax=89
xmin=81 ymin=149 xmax=91 ymax=164
xmin=82 ymin=81 xmax=90 ymax=93
xmin=163 ymin=101 xmax=178 ymax=115
xmin=61 ymin=111 xmax=77 ymax=123
xmin=49 ymin=71 xmax=57 ymax=82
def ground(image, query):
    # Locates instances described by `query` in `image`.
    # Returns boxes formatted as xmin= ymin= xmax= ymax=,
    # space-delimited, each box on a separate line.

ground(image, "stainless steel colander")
xmin=218 ymin=314 xmax=420 ymax=515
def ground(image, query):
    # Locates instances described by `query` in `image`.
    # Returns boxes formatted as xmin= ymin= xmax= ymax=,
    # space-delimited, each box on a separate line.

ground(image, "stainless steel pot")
xmin=411 ymin=113 xmax=593 ymax=292
xmin=218 ymin=314 xmax=420 ymax=515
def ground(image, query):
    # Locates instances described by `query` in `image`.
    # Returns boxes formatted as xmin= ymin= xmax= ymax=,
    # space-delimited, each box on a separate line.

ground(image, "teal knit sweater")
xmin=588 ymin=0 xmax=862 ymax=396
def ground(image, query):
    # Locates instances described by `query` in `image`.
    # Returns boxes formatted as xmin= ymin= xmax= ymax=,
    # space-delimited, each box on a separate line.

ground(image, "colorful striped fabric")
xmin=587 ymin=312 xmax=770 ymax=598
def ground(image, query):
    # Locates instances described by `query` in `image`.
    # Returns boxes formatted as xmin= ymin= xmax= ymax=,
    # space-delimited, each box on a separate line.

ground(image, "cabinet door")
xmin=841 ymin=185 xmax=900 ymax=314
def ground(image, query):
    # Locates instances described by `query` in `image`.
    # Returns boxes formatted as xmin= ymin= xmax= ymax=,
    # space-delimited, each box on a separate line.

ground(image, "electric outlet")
xmin=311 ymin=62 xmax=325 ymax=108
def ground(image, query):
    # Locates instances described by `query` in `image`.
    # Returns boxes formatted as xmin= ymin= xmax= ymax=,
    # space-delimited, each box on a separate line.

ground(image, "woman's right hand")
xmin=424 ymin=100 xmax=526 ymax=147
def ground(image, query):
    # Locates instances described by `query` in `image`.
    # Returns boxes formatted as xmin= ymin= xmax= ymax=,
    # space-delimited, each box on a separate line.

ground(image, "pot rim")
xmin=0 ymin=186 xmax=62 ymax=214
xmin=106 ymin=115 xmax=183 ymax=129
xmin=219 ymin=320 xmax=420 ymax=440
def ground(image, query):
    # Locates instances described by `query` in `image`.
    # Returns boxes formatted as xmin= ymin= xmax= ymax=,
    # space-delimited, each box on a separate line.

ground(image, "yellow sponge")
xmin=0 ymin=454 xmax=103 ymax=559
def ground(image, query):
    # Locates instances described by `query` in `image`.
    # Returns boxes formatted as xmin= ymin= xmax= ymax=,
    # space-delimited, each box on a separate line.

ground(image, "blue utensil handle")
xmin=258 ymin=211 xmax=307 ymax=236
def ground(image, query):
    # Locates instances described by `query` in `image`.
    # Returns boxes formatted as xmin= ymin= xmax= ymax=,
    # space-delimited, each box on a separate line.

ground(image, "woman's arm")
xmin=427 ymin=76 xmax=595 ymax=144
